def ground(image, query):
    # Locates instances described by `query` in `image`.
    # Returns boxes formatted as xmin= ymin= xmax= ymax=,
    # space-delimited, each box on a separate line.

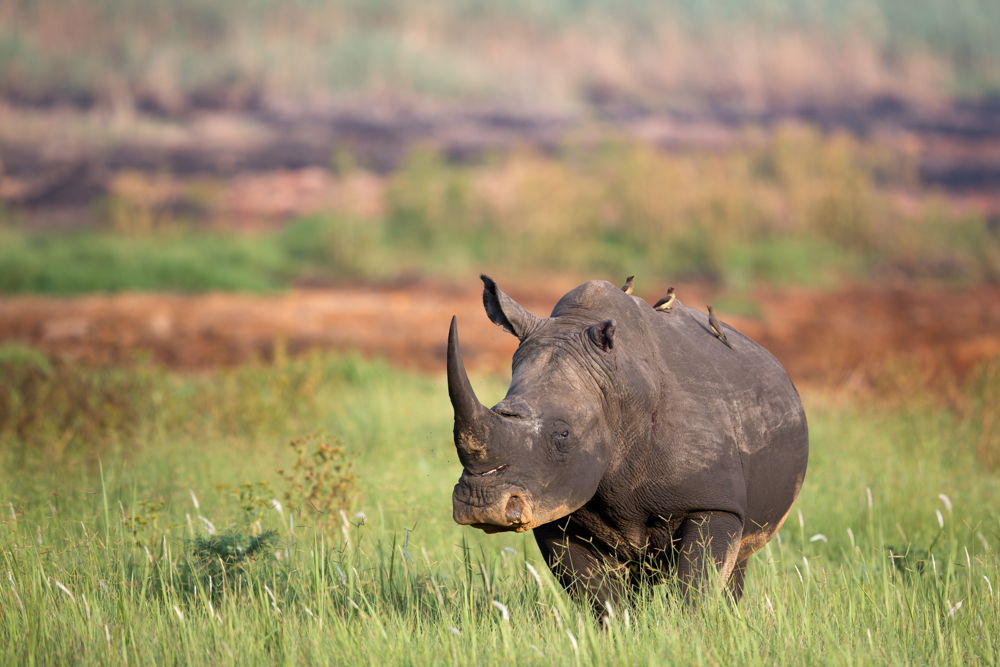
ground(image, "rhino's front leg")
xmin=533 ymin=519 xmax=628 ymax=620
xmin=675 ymin=511 xmax=744 ymax=597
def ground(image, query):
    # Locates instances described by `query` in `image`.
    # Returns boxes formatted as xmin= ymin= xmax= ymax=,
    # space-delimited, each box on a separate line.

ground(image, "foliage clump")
xmin=184 ymin=529 xmax=279 ymax=596
xmin=278 ymin=435 xmax=356 ymax=530
xmin=192 ymin=530 xmax=278 ymax=568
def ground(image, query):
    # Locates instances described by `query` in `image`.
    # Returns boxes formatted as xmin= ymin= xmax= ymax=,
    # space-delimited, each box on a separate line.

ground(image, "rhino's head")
xmin=448 ymin=276 xmax=622 ymax=533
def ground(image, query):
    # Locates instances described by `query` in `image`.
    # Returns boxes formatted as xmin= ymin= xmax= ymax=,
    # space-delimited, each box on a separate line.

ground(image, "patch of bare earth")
xmin=1 ymin=283 xmax=997 ymax=391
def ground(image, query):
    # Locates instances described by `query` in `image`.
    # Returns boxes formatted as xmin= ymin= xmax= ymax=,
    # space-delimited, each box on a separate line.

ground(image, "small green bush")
xmin=186 ymin=529 xmax=280 ymax=596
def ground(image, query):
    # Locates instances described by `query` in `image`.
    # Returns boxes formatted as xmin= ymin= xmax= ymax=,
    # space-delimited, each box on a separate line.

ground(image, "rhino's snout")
xmin=453 ymin=476 xmax=534 ymax=533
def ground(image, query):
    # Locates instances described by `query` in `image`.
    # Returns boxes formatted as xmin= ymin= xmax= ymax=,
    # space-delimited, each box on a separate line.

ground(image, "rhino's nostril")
xmin=505 ymin=495 xmax=525 ymax=525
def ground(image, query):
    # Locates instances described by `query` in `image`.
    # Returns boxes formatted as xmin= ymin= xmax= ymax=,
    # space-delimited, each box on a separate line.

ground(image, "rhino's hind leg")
xmin=533 ymin=520 xmax=628 ymax=621
xmin=727 ymin=559 xmax=748 ymax=603
xmin=675 ymin=511 xmax=744 ymax=598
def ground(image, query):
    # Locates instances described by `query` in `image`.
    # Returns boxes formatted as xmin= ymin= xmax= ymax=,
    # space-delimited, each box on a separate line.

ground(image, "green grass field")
xmin=1 ymin=350 xmax=997 ymax=664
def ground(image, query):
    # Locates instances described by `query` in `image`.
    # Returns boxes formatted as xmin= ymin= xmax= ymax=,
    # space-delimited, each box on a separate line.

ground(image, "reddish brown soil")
xmin=2 ymin=283 xmax=998 ymax=389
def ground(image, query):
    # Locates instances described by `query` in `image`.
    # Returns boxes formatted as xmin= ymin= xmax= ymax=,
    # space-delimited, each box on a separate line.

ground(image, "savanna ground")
xmin=0 ymin=348 xmax=998 ymax=664
xmin=2 ymin=1 xmax=1000 ymax=664
xmin=1 ymin=281 xmax=998 ymax=664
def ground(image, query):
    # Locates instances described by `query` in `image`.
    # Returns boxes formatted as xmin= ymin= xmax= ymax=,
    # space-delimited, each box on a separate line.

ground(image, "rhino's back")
xmin=636 ymin=298 xmax=808 ymax=547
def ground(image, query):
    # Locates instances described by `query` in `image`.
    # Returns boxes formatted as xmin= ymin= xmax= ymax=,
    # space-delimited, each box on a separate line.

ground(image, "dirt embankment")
xmin=2 ymin=282 xmax=997 ymax=389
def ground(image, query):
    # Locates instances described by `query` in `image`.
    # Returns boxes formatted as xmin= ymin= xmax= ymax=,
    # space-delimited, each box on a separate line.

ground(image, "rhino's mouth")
xmin=471 ymin=522 xmax=517 ymax=534
xmin=452 ymin=477 xmax=533 ymax=532
xmin=464 ymin=493 xmax=532 ymax=533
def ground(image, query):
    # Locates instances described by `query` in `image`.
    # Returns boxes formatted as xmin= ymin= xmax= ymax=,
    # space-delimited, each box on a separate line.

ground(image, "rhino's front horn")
xmin=447 ymin=316 xmax=494 ymax=460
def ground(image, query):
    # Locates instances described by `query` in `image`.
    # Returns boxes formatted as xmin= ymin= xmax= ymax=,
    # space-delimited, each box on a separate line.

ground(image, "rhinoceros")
xmin=447 ymin=276 xmax=808 ymax=614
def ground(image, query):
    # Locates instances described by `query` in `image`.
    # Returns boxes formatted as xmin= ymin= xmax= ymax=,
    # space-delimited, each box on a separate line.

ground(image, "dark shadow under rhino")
xmin=448 ymin=276 xmax=808 ymax=616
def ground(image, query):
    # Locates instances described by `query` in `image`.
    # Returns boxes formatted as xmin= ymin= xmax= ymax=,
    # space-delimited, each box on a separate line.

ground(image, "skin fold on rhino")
xmin=448 ymin=276 xmax=809 ymax=615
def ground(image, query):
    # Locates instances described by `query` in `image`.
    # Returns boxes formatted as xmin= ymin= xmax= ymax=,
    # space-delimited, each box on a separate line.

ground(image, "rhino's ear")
xmin=587 ymin=319 xmax=616 ymax=352
xmin=481 ymin=274 xmax=541 ymax=340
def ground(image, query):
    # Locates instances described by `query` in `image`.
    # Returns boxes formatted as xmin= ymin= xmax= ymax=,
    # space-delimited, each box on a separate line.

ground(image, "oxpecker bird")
xmin=707 ymin=305 xmax=732 ymax=348
xmin=621 ymin=275 xmax=635 ymax=295
xmin=653 ymin=287 xmax=676 ymax=311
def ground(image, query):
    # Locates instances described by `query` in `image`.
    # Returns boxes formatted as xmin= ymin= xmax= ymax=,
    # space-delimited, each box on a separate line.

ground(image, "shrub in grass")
xmin=278 ymin=435 xmax=357 ymax=532
xmin=186 ymin=529 xmax=280 ymax=596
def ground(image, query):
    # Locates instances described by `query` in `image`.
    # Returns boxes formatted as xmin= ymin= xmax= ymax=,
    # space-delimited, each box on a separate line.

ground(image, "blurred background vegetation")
xmin=1 ymin=128 xmax=997 ymax=293
xmin=2 ymin=0 xmax=999 ymax=293
xmin=2 ymin=0 xmax=999 ymax=108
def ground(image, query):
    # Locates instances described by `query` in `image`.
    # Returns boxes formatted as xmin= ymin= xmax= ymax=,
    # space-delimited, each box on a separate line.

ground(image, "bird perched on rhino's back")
xmin=447 ymin=276 xmax=808 ymax=622
xmin=707 ymin=305 xmax=732 ymax=348
xmin=653 ymin=287 xmax=676 ymax=311
xmin=620 ymin=275 xmax=635 ymax=295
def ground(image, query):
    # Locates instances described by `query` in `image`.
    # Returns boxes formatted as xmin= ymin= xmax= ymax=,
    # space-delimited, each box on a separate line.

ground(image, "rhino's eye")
xmin=552 ymin=429 xmax=571 ymax=452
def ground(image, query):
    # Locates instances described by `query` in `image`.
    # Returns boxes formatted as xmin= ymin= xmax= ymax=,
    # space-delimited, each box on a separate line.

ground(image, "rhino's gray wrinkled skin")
xmin=448 ymin=276 xmax=808 ymax=614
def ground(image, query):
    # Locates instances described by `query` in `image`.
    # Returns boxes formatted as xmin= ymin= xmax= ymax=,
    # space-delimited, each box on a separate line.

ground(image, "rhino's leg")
xmin=727 ymin=559 xmax=748 ymax=603
xmin=675 ymin=511 xmax=744 ymax=598
xmin=533 ymin=519 xmax=628 ymax=621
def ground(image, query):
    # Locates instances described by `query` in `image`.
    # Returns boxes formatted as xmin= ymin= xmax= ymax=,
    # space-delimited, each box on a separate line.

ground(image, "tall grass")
xmin=0 ymin=350 xmax=997 ymax=663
